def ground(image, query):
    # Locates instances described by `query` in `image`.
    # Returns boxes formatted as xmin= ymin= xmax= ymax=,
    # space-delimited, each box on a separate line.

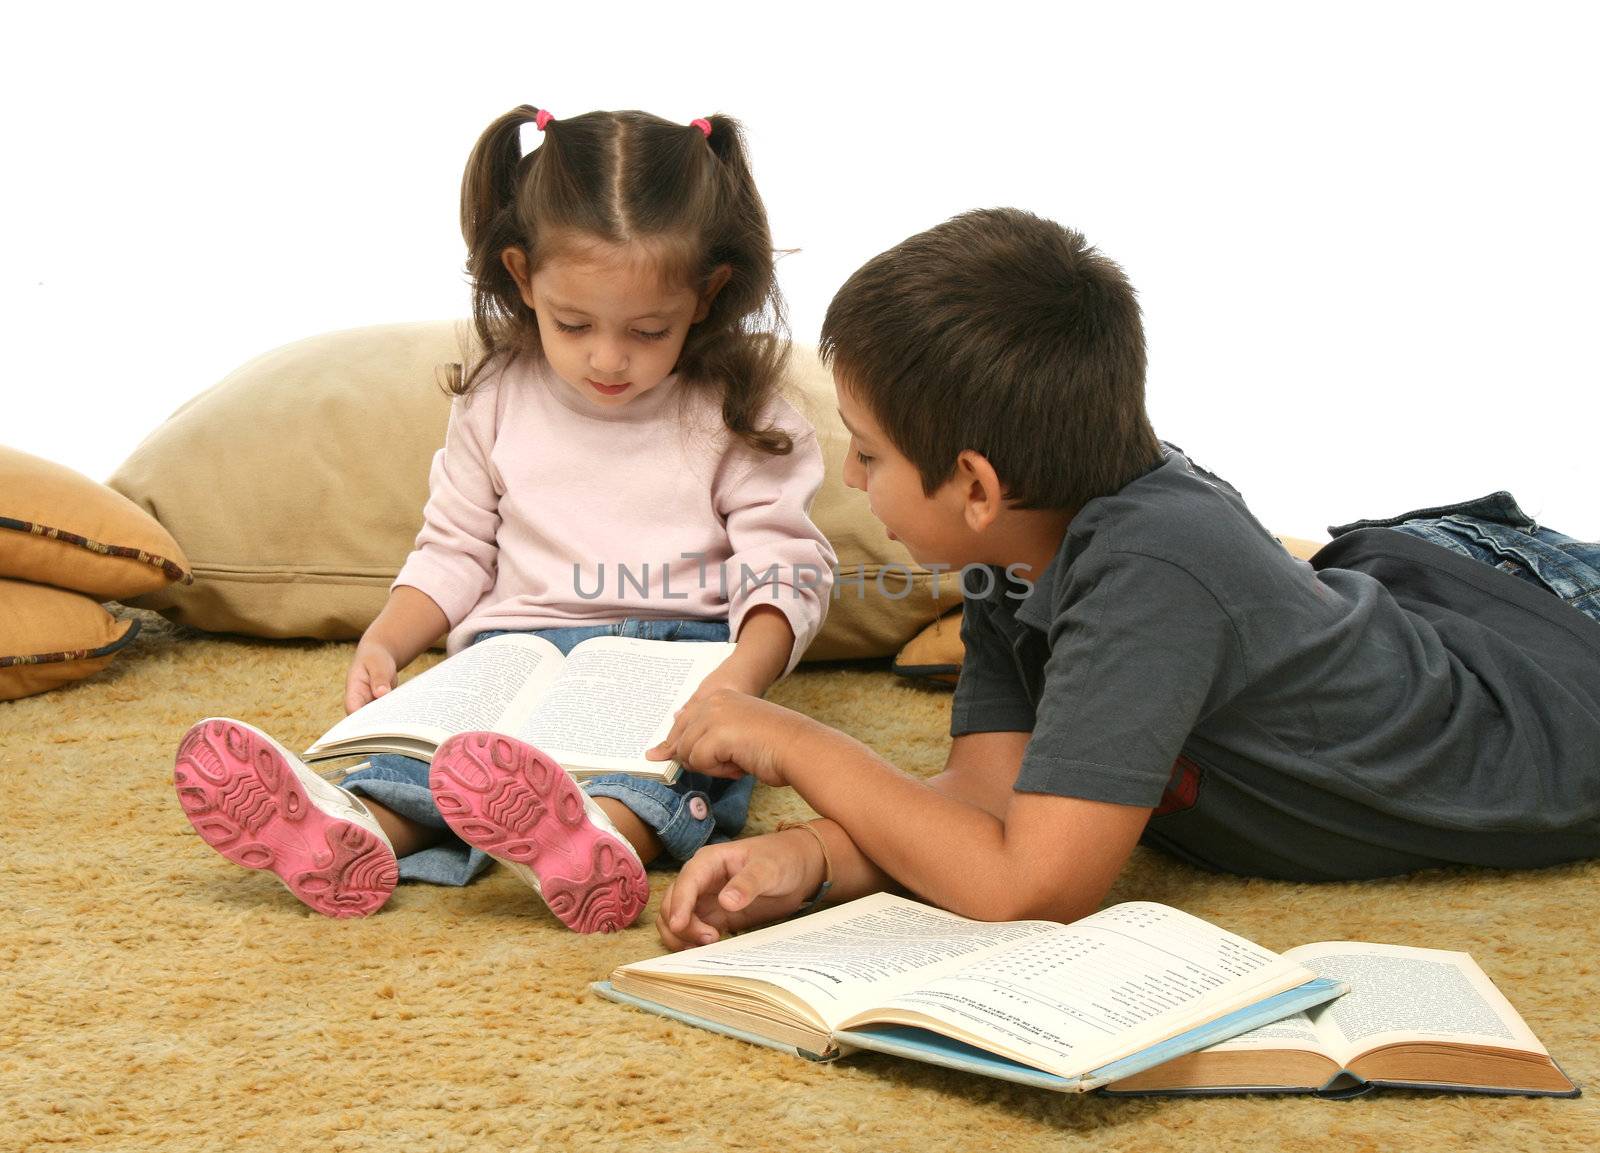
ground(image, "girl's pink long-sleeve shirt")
xmin=393 ymin=355 xmax=836 ymax=673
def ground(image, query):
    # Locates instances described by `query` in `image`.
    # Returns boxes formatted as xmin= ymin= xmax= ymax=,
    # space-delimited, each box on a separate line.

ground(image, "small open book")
xmin=1104 ymin=941 xmax=1576 ymax=1097
xmin=303 ymin=633 xmax=736 ymax=782
xmin=596 ymin=893 xmax=1345 ymax=1093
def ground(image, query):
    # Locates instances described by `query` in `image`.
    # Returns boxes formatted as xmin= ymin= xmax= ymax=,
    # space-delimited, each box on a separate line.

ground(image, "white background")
xmin=5 ymin=1 xmax=1596 ymax=540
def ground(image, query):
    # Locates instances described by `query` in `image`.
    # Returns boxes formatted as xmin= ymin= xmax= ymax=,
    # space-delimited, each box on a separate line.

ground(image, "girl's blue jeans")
xmin=1330 ymin=491 xmax=1600 ymax=624
xmin=340 ymin=618 xmax=749 ymax=886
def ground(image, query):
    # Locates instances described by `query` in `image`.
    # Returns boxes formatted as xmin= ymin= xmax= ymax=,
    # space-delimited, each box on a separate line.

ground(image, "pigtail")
xmin=460 ymin=105 xmax=534 ymax=250
xmin=675 ymin=113 xmax=794 ymax=457
xmin=699 ymin=113 xmax=741 ymax=166
xmin=451 ymin=105 xmax=544 ymax=395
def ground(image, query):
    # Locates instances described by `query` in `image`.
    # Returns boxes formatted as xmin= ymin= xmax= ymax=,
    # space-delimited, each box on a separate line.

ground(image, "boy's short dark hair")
xmin=819 ymin=207 xmax=1161 ymax=511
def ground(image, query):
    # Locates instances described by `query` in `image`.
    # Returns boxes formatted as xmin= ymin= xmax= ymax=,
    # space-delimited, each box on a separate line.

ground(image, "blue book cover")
xmin=834 ymin=978 xmax=1347 ymax=1092
xmin=595 ymin=977 xmax=1346 ymax=1094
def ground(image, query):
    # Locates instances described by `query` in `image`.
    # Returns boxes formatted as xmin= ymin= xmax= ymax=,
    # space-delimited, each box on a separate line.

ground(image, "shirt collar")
xmin=964 ymin=547 xmax=1064 ymax=634
xmin=1014 ymin=549 xmax=1062 ymax=631
xmin=538 ymin=358 xmax=682 ymax=423
xmin=1007 ymin=447 xmax=1186 ymax=631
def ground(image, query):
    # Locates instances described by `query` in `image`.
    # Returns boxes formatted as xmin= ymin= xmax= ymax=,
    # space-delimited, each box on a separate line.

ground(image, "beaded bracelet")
xmin=776 ymin=820 xmax=834 ymax=914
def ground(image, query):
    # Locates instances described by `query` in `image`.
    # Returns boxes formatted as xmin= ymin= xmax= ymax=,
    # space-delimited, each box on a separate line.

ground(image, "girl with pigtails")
xmin=174 ymin=106 xmax=836 ymax=932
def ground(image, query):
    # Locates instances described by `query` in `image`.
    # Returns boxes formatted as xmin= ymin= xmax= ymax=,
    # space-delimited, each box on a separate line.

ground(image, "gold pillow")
xmin=109 ymin=323 xmax=955 ymax=660
xmin=1 ymin=445 xmax=191 ymax=599
xmin=0 ymin=578 xmax=138 ymax=700
xmin=1278 ymin=536 xmax=1325 ymax=561
xmin=891 ymin=607 xmax=964 ymax=686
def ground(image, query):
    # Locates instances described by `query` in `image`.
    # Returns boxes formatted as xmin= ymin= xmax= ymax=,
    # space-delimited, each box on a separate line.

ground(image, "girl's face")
xmin=507 ymin=241 xmax=723 ymax=408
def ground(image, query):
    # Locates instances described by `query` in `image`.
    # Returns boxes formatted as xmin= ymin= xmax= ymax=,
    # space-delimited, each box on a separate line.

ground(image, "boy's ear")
xmin=954 ymin=449 xmax=1006 ymax=533
xmin=692 ymin=264 xmax=734 ymax=323
xmin=501 ymin=246 xmax=537 ymax=309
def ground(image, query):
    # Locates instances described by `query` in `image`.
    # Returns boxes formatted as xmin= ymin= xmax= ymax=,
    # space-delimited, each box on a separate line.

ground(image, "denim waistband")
xmin=1328 ymin=490 xmax=1538 ymax=538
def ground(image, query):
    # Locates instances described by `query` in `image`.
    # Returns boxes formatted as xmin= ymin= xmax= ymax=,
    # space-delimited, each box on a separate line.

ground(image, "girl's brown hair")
xmin=452 ymin=105 xmax=791 ymax=455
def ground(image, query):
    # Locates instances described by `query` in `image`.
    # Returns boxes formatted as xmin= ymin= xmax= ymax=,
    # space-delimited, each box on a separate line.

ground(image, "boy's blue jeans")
xmin=340 ymin=618 xmax=749 ymax=886
xmin=1330 ymin=491 xmax=1600 ymax=624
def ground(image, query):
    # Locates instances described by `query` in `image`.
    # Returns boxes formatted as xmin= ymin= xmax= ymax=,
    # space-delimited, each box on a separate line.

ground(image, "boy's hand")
xmin=344 ymin=639 xmax=399 ymax=714
xmin=645 ymin=690 xmax=808 ymax=786
xmin=656 ymin=830 xmax=827 ymax=950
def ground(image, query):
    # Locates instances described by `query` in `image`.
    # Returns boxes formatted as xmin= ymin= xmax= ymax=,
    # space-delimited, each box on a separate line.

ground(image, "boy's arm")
xmin=777 ymin=719 xmax=1148 ymax=924
xmin=657 ymin=723 xmax=1148 ymax=945
xmin=927 ymin=729 xmax=1032 ymax=816
xmin=757 ymin=729 xmax=1039 ymax=901
xmin=660 ymin=729 xmax=1023 ymax=947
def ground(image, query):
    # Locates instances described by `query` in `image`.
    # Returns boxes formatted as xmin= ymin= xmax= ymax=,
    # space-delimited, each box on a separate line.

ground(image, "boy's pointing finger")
xmin=647 ymin=713 xmax=689 ymax=761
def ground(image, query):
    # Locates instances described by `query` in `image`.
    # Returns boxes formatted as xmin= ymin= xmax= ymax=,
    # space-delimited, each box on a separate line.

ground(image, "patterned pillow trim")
xmin=0 ymin=616 xmax=143 ymax=668
xmin=0 ymin=517 xmax=192 ymax=584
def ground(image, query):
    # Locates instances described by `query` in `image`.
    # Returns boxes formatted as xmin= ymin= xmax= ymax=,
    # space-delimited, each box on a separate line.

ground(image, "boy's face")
xmin=835 ymin=374 xmax=974 ymax=569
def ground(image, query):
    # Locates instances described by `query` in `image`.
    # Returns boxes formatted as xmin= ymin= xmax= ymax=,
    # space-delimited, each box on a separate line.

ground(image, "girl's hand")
xmin=344 ymin=639 xmax=399 ymax=714
xmin=656 ymin=830 xmax=827 ymax=949
xmin=646 ymin=690 xmax=807 ymax=786
xmin=682 ymin=659 xmax=770 ymax=708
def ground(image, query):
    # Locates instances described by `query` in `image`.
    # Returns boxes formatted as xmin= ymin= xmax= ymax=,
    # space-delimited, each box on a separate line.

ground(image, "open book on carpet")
xmin=596 ymin=892 xmax=1345 ymax=1093
xmin=1102 ymin=940 xmax=1576 ymax=1097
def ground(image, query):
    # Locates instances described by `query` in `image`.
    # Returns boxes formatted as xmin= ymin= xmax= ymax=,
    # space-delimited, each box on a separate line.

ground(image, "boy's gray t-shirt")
xmin=952 ymin=450 xmax=1600 ymax=880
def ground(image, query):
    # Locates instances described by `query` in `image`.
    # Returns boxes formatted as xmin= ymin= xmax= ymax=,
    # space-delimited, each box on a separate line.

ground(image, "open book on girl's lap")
xmin=303 ymin=633 xmax=736 ymax=782
xmin=596 ymin=893 xmax=1346 ymax=1093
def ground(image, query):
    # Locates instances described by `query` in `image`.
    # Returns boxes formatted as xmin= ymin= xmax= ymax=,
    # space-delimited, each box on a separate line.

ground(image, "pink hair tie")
xmin=534 ymin=109 xmax=554 ymax=131
xmin=691 ymin=117 xmax=712 ymax=139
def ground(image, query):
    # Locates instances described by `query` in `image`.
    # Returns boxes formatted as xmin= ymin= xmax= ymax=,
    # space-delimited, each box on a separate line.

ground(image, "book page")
xmin=513 ymin=636 xmax=735 ymax=770
xmin=617 ymin=894 xmax=1057 ymax=1028
xmin=1181 ymin=1009 xmax=1326 ymax=1054
xmin=845 ymin=902 xmax=1313 ymax=1077
xmin=306 ymin=634 xmax=563 ymax=756
xmin=1273 ymin=943 xmax=1546 ymax=1067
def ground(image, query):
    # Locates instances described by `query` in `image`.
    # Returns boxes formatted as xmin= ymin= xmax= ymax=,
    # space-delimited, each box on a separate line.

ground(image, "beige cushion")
xmin=109 ymin=323 xmax=955 ymax=660
xmin=1 ymin=445 xmax=191 ymax=599
xmin=0 ymin=578 xmax=138 ymax=700
xmin=1278 ymin=535 xmax=1325 ymax=561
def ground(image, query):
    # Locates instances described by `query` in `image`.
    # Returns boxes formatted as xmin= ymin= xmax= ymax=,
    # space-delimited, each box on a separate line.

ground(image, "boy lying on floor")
xmin=649 ymin=207 xmax=1600 ymax=947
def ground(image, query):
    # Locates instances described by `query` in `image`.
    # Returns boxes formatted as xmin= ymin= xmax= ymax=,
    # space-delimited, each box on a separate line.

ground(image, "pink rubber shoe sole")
xmin=173 ymin=719 xmax=398 ymax=919
xmin=430 ymin=732 xmax=649 ymax=933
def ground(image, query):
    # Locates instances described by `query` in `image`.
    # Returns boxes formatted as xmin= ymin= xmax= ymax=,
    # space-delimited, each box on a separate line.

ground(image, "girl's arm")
xmin=347 ymin=373 xmax=508 ymax=714
xmin=344 ymin=585 xmax=450 ymax=713
xmin=699 ymin=604 xmax=794 ymax=697
xmin=716 ymin=420 xmax=836 ymax=681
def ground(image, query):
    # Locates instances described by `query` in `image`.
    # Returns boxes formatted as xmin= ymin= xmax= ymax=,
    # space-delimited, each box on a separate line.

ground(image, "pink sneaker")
xmin=174 ymin=718 xmax=398 ymax=919
xmin=430 ymin=732 xmax=649 ymax=933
